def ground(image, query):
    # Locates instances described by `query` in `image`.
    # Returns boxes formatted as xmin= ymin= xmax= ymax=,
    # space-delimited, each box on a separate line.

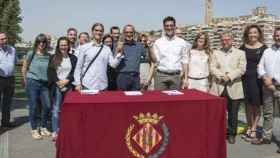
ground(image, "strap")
xmin=80 ymin=45 xmax=104 ymax=87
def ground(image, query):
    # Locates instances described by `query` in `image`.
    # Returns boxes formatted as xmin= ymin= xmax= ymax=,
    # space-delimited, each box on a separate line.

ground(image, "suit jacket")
xmin=47 ymin=54 xmax=77 ymax=90
xmin=209 ymin=47 xmax=246 ymax=100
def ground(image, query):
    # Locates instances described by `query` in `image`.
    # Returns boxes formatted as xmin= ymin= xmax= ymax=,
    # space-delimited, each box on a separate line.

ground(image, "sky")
xmin=20 ymin=0 xmax=279 ymax=41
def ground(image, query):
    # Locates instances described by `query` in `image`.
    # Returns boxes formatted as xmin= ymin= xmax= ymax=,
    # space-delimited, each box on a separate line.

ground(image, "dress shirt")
xmin=258 ymin=44 xmax=280 ymax=85
xmin=0 ymin=45 xmax=17 ymax=77
xmin=117 ymin=41 xmax=145 ymax=73
xmin=74 ymin=42 xmax=121 ymax=90
xmin=153 ymin=35 xmax=190 ymax=72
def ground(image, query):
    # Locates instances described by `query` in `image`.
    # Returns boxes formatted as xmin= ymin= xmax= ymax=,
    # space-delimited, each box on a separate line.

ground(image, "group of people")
xmin=0 ymin=16 xmax=280 ymax=153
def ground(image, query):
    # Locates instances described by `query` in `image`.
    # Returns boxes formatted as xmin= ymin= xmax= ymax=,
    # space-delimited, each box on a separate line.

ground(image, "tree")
xmin=0 ymin=0 xmax=22 ymax=45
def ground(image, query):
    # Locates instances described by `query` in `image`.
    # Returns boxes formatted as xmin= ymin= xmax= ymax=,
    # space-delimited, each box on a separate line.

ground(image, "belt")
xmin=188 ymin=76 xmax=209 ymax=80
xmin=0 ymin=76 xmax=14 ymax=79
xmin=157 ymin=70 xmax=180 ymax=75
xmin=119 ymin=72 xmax=139 ymax=76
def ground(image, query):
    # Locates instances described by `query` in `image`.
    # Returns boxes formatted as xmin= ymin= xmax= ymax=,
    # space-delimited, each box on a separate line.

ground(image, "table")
xmin=56 ymin=90 xmax=227 ymax=158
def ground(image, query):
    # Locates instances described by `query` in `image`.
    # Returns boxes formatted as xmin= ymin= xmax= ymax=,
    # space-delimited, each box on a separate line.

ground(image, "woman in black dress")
xmin=240 ymin=25 xmax=267 ymax=141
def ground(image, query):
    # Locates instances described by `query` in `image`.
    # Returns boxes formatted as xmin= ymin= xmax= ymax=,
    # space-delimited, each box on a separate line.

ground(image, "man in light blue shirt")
xmin=0 ymin=32 xmax=17 ymax=128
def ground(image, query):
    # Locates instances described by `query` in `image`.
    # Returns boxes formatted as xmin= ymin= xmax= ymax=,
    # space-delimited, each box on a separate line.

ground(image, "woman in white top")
xmin=187 ymin=32 xmax=212 ymax=92
xmin=47 ymin=37 xmax=77 ymax=140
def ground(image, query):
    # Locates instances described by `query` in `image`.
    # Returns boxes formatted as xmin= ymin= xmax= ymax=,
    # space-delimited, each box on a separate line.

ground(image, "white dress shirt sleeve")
xmin=73 ymin=47 xmax=86 ymax=86
xmin=108 ymin=49 xmax=122 ymax=68
xmin=152 ymin=42 xmax=160 ymax=64
xmin=257 ymin=49 xmax=267 ymax=78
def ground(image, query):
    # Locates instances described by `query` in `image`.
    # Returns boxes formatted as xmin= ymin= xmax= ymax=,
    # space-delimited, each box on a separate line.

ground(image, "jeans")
xmin=0 ymin=76 xmax=14 ymax=125
xmin=117 ymin=72 xmax=140 ymax=91
xmin=51 ymin=86 xmax=64 ymax=133
xmin=26 ymin=78 xmax=51 ymax=130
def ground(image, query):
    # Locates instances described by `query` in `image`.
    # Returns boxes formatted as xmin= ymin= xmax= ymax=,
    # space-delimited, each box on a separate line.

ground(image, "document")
xmin=124 ymin=91 xmax=143 ymax=96
xmin=162 ymin=90 xmax=184 ymax=95
xmin=80 ymin=89 xmax=99 ymax=95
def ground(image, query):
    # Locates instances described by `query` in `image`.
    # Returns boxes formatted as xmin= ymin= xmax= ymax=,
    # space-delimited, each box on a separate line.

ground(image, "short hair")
xmin=242 ymin=24 xmax=264 ymax=44
xmin=220 ymin=31 xmax=234 ymax=39
xmin=123 ymin=24 xmax=135 ymax=33
xmin=91 ymin=23 xmax=104 ymax=32
xmin=137 ymin=33 xmax=148 ymax=42
xmin=274 ymin=27 xmax=280 ymax=34
xmin=102 ymin=34 xmax=113 ymax=42
xmin=67 ymin=28 xmax=77 ymax=34
xmin=78 ymin=32 xmax=89 ymax=39
xmin=110 ymin=26 xmax=120 ymax=34
xmin=163 ymin=16 xmax=176 ymax=25
xmin=273 ymin=27 xmax=280 ymax=40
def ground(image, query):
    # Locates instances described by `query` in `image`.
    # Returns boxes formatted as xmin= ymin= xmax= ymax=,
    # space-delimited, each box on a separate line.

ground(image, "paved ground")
xmin=0 ymin=98 xmax=280 ymax=158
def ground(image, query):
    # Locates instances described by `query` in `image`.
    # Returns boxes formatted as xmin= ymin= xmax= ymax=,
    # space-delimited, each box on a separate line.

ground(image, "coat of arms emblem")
xmin=125 ymin=113 xmax=169 ymax=158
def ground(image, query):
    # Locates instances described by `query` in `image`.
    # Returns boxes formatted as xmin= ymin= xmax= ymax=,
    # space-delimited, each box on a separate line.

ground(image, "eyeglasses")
xmin=124 ymin=31 xmax=134 ymax=34
xmin=164 ymin=24 xmax=175 ymax=27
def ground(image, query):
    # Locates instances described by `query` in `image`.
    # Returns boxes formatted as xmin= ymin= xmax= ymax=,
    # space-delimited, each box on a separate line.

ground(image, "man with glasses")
xmin=210 ymin=31 xmax=246 ymax=144
xmin=115 ymin=24 xmax=145 ymax=91
xmin=0 ymin=32 xmax=17 ymax=129
xmin=153 ymin=16 xmax=190 ymax=90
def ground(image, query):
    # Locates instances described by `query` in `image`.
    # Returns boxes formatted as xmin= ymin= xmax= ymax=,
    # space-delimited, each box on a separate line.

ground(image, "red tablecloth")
xmin=56 ymin=90 xmax=226 ymax=158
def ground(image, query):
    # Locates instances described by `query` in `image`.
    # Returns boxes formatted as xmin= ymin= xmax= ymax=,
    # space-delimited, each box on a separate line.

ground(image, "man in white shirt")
xmin=253 ymin=28 xmax=280 ymax=149
xmin=74 ymin=23 xmax=123 ymax=91
xmin=153 ymin=16 xmax=190 ymax=90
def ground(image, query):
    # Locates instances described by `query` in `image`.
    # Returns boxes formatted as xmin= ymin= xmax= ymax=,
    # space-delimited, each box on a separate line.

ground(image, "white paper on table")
xmin=80 ymin=89 xmax=99 ymax=95
xmin=124 ymin=91 xmax=143 ymax=96
xmin=161 ymin=90 xmax=184 ymax=95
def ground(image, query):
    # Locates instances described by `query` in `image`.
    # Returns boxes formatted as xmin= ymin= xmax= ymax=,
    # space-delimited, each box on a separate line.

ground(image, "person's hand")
xmin=267 ymin=84 xmax=276 ymax=92
xmin=181 ymin=79 xmax=189 ymax=89
xmin=57 ymin=79 xmax=70 ymax=88
xmin=263 ymin=76 xmax=273 ymax=87
xmin=116 ymin=42 xmax=124 ymax=55
xmin=141 ymin=80 xmax=151 ymax=90
xmin=222 ymin=75 xmax=230 ymax=83
xmin=75 ymin=85 xmax=82 ymax=92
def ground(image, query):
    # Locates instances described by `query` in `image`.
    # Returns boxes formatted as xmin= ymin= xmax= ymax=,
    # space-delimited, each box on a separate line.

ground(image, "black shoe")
xmin=228 ymin=136 xmax=236 ymax=144
xmin=277 ymin=148 xmax=280 ymax=154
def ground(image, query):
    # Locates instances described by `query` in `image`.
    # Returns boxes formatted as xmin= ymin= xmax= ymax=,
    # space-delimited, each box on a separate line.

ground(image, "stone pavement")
xmin=0 ymin=98 xmax=280 ymax=158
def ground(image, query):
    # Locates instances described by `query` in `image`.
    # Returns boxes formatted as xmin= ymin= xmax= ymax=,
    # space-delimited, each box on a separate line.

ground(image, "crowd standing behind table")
xmin=0 ymin=15 xmax=280 ymax=155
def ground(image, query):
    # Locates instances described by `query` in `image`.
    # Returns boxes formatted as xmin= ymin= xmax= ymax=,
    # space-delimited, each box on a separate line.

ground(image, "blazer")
xmin=209 ymin=47 xmax=247 ymax=100
xmin=47 ymin=53 xmax=77 ymax=89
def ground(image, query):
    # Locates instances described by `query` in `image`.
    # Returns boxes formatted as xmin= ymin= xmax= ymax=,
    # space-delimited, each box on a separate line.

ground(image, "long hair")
xmin=242 ymin=24 xmax=264 ymax=44
xmin=192 ymin=32 xmax=212 ymax=55
xmin=33 ymin=33 xmax=49 ymax=54
xmin=50 ymin=37 xmax=71 ymax=68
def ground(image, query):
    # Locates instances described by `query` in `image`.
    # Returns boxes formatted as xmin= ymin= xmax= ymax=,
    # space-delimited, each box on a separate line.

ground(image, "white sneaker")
xmin=31 ymin=130 xmax=42 ymax=140
xmin=40 ymin=128 xmax=51 ymax=137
